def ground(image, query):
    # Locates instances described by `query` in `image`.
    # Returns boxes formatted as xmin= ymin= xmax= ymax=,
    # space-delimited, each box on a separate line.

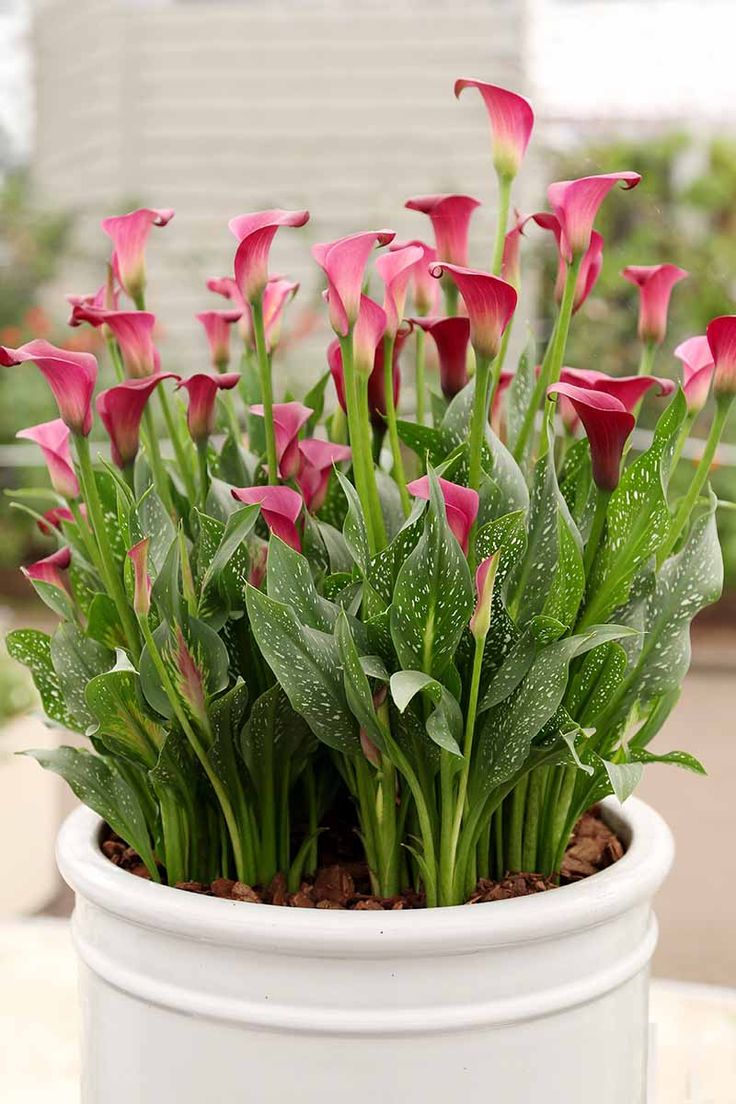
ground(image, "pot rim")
xmin=57 ymin=796 xmax=673 ymax=957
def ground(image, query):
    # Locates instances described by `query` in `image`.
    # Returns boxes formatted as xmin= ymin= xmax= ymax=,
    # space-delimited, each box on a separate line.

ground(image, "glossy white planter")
xmin=58 ymin=797 xmax=673 ymax=1104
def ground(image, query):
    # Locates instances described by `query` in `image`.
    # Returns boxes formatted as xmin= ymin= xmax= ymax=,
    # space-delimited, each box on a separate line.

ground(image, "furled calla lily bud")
xmin=71 ymin=305 xmax=160 ymax=379
xmin=127 ymin=537 xmax=152 ymax=616
xmin=229 ymin=209 xmax=310 ymax=303
xmin=101 ymin=208 xmax=174 ymax=303
xmin=405 ymin=194 xmax=481 ymax=267
xmin=407 ymin=475 xmax=480 ymax=554
xmin=250 ymin=400 xmax=312 ymax=479
xmin=429 ymin=264 xmax=517 ymax=361
xmin=312 ymin=230 xmax=395 ymax=336
xmin=548 ymin=382 xmax=635 ymax=492
xmin=454 ymin=79 xmax=534 ymax=179
xmin=559 ymin=366 xmax=675 ymax=411
xmin=297 ymin=438 xmax=352 ymax=513
xmin=389 ymin=239 xmax=439 ymax=315
xmin=353 ymin=296 xmax=387 ymax=377
xmin=706 ymin=316 xmax=736 ymax=398
xmin=97 ymin=372 xmax=179 ymax=468
xmin=16 ymin=418 xmax=80 ymax=499
xmin=622 ymin=264 xmax=688 ymax=346
xmin=23 ymin=546 xmax=72 ymax=594
xmin=195 ymin=309 xmax=243 ymax=371
xmin=0 ymin=340 xmax=97 ymax=436
xmin=674 ymin=335 xmax=715 ymax=414
xmin=262 ymin=277 xmax=299 ymax=352
xmin=469 ymin=551 xmax=501 ymax=641
xmin=532 ymin=213 xmax=604 ymax=312
xmin=375 ymin=244 xmax=424 ymax=337
xmin=177 ymin=372 xmax=240 ymax=443
xmin=547 ymin=173 xmax=641 ymax=261
xmin=423 ymin=316 xmax=470 ymax=399
xmin=232 ymin=484 xmax=303 ymax=551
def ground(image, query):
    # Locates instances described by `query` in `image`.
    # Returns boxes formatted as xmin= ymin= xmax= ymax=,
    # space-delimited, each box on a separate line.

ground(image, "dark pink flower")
xmin=428 ymin=264 xmax=517 ymax=360
xmin=375 ymin=244 xmax=424 ymax=336
xmin=177 ymin=372 xmax=240 ymax=443
xmin=547 ymin=382 xmax=635 ymax=492
xmin=674 ymin=335 xmax=715 ymax=414
xmin=353 ymin=295 xmax=387 ymax=377
xmin=469 ymin=552 xmax=500 ymax=640
xmin=491 ymin=370 xmax=515 ymax=434
xmin=37 ymin=505 xmax=85 ymax=536
xmin=229 ymin=209 xmax=310 ymax=303
xmin=406 ymin=475 xmax=479 ymax=554
xmin=424 ymin=316 xmax=470 ymax=399
xmin=250 ymin=400 xmax=311 ymax=479
xmin=454 ymin=79 xmax=534 ymax=178
xmin=232 ymin=484 xmax=303 ymax=551
xmin=328 ymin=324 xmax=409 ymax=430
xmin=622 ymin=264 xmax=688 ymax=345
xmin=405 ymin=194 xmax=481 ymax=267
xmin=706 ymin=316 xmax=736 ymax=398
xmin=127 ymin=538 xmax=151 ymax=616
xmin=559 ymin=366 xmax=674 ymax=412
xmin=16 ymin=418 xmax=80 ymax=498
xmin=262 ymin=277 xmax=299 ymax=352
xmin=101 ymin=208 xmax=174 ymax=301
xmin=532 ymin=213 xmax=604 ymax=312
xmin=71 ymin=305 xmax=160 ymax=379
xmin=547 ymin=173 xmax=641 ymax=261
xmin=297 ymin=438 xmax=352 ymax=513
xmin=389 ymin=239 xmax=439 ymax=315
xmin=22 ymin=546 xmax=72 ymax=595
xmin=312 ymin=230 xmax=395 ymax=336
xmin=97 ymin=372 xmax=179 ymax=468
xmin=0 ymin=340 xmax=97 ymax=435
xmin=196 ymin=309 xmax=243 ymax=371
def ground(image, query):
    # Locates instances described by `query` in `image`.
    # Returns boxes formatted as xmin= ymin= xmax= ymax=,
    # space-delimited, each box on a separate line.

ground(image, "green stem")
xmin=671 ymin=409 xmax=696 ymax=472
xmin=443 ymin=280 xmax=459 ymax=317
xmin=637 ymin=340 xmax=657 ymax=378
xmin=491 ymin=172 xmax=513 ymax=275
xmin=142 ymin=405 xmax=175 ymax=517
xmin=158 ymin=387 xmax=197 ymax=502
xmin=196 ymin=439 xmax=210 ymax=510
xmin=447 ymin=633 xmax=484 ymax=899
xmin=106 ymin=335 xmax=125 ymax=382
xmin=415 ymin=325 xmax=427 ymax=427
xmin=521 ymin=767 xmax=545 ymax=872
xmin=507 ymin=774 xmax=528 ymax=872
xmin=583 ymin=487 xmax=610 ymax=576
xmin=468 ymin=354 xmax=491 ymax=494
xmin=382 ymin=334 xmax=411 ymax=516
xmin=340 ymin=334 xmax=386 ymax=554
xmin=382 ymin=728 xmax=438 ymax=906
xmin=251 ymin=298 xmax=278 ymax=483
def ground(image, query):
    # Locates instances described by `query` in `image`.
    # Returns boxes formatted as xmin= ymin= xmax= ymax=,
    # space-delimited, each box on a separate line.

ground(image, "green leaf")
xmin=24 ymin=577 xmax=76 ymax=622
xmin=482 ymin=425 xmax=530 ymax=518
xmin=133 ymin=486 xmax=176 ymax=574
xmin=304 ymin=371 xmax=331 ymax=437
xmin=198 ymin=504 xmax=259 ymax=599
xmin=629 ymin=747 xmax=705 ymax=774
xmin=478 ymin=615 xmax=566 ymax=714
xmin=85 ymin=669 xmax=165 ymax=769
xmin=86 ymin=594 xmax=128 ymax=650
xmin=6 ymin=628 xmax=77 ymax=730
xmin=506 ymin=332 xmax=536 ymax=461
xmin=139 ymin=617 xmax=230 ymax=721
xmin=335 ymin=610 xmax=386 ymax=749
xmin=266 ymin=536 xmax=340 ymax=631
xmin=395 ymin=420 xmax=445 ymax=466
xmin=241 ymin=684 xmax=314 ymax=785
xmin=315 ymin=521 xmax=353 ymax=575
xmin=50 ymin=623 xmax=115 ymax=729
xmin=600 ymin=758 xmax=643 ymax=803
xmin=367 ymin=500 xmax=424 ymax=604
xmin=389 ymin=669 xmax=463 ymax=756
xmin=336 ymin=470 xmax=370 ymax=572
xmin=375 ymin=469 xmax=406 ymax=541
xmin=559 ymin=439 xmax=595 ymax=536
xmin=474 ymin=510 xmax=528 ymax=589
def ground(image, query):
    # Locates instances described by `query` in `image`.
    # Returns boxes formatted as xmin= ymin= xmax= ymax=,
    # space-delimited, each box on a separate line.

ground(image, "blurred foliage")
xmin=0 ymin=629 xmax=38 ymax=728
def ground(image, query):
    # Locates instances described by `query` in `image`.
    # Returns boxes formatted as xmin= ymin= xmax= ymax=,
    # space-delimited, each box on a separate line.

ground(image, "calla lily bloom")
xmin=429 ymin=264 xmax=517 ymax=360
xmin=16 ymin=418 xmax=80 ymax=498
xmin=547 ymin=172 xmax=641 ymax=261
xmin=470 ymin=551 xmax=501 ymax=641
xmin=250 ymin=400 xmax=311 ymax=479
xmin=500 ymin=211 xmax=532 ymax=289
xmin=229 ymin=209 xmax=310 ymax=303
xmin=353 ymin=296 xmax=387 ymax=377
xmin=559 ymin=366 xmax=675 ymax=412
xmin=22 ymin=546 xmax=72 ymax=594
xmin=297 ymin=438 xmax=352 ymax=513
xmin=407 ymin=475 xmax=479 ymax=554
xmin=127 ymin=538 xmax=151 ymax=616
xmin=196 ymin=309 xmax=243 ymax=371
xmin=101 ymin=208 xmax=174 ymax=302
xmin=178 ymin=372 xmax=240 ymax=443
xmin=423 ymin=316 xmax=471 ymax=399
xmin=328 ymin=324 xmax=409 ymax=430
xmin=405 ymin=194 xmax=481 ymax=267
xmin=389 ymin=239 xmax=439 ymax=315
xmin=491 ymin=370 xmax=515 ymax=435
xmin=376 ymin=244 xmax=424 ymax=336
xmin=71 ymin=305 xmax=160 ymax=379
xmin=262 ymin=277 xmax=299 ymax=352
xmin=674 ymin=336 xmax=715 ymax=414
xmin=207 ymin=275 xmax=251 ymax=342
xmin=622 ymin=264 xmax=688 ymax=345
xmin=66 ymin=273 xmax=120 ymax=320
xmin=0 ymin=340 xmax=97 ymax=436
xmin=706 ymin=316 xmax=736 ymax=398
xmin=312 ymin=230 xmax=395 ymax=336
xmin=97 ymin=373 xmax=179 ymax=468
xmin=454 ymin=79 xmax=534 ymax=178
xmin=532 ymin=213 xmax=604 ymax=312
xmin=232 ymin=485 xmax=303 ymax=551
xmin=548 ymin=383 xmax=635 ymax=492
xmin=37 ymin=505 xmax=85 ymax=536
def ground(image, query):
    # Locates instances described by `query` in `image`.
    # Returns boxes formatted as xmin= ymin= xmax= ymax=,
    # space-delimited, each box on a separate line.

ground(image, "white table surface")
xmin=1 ymin=919 xmax=734 ymax=1102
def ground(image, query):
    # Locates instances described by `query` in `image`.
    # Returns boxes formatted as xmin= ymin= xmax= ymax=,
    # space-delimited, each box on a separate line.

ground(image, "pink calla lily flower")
xmin=196 ymin=309 xmax=243 ymax=371
xmin=532 ymin=213 xmax=604 ymax=312
xmin=0 ymin=340 xmax=97 ymax=436
xmin=454 ymin=79 xmax=534 ymax=178
xmin=389 ymin=239 xmax=439 ymax=316
xmin=376 ymin=244 xmax=424 ymax=336
xmin=622 ymin=264 xmax=688 ymax=346
xmin=37 ymin=505 xmax=85 ymax=536
xmin=500 ymin=211 xmax=532 ymax=289
xmin=22 ymin=546 xmax=72 ymax=594
xmin=559 ymin=366 xmax=675 ymax=412
xmin=207 ymin=275 xmax=252 ymax=343
xmin=262 ymin=277 xmax=299 ymax=352
xmin=312 ymin=230 xmax=395 ymax=336
xmin=297 ymin=438 xmax=352 ymax=513
xmin=101 ymin=208 xmax=174 ymax=302
xmin=674 ymin=336 xmax=715 ymax=414
xmin=71 ymin=305 xmax=160 ymax=379
xmin=407 ymin=475 xmax=479 ymax=554
xmin=405 ymin=194 xmax=481 ymax=267
xmin=177 ymin=372 xmax=240 ymax=443
xmin=16 ymin=418 xmax=80 ymax=498
xmin=127 ymin=538 xmax=152 ymax=616
xmin=229 ymin=209 xmax=310 ymax=303
xmin=353 ymin=296 xmax=388 ymax=378
xmin=470 ymin=552 xmax=500 ymax=640
xmin=250 ymin=400 xmax=312 ymax=479
xmin=97 ymin=372 xmax=179 ymax=468
xmin=547 ymin=173 xmax=641 ymax=261
xmin=548 ymin=382 xmax=635 ymax=492
xmin=429 ymin=264 xmax=517 ymax=360
xmin=232 ymin=484 xmax=303 ymax=551
xmin=423 ymin=316 xmax=471 ymax=399
xmin=706 ymin=316 xmax=736 ymax=398
xmin=328 ymin=323 xmax=409 ymax=431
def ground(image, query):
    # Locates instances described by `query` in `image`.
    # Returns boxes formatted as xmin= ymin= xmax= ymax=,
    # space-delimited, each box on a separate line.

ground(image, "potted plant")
xmin=5 ymin=78 xmax=729 ymax=1103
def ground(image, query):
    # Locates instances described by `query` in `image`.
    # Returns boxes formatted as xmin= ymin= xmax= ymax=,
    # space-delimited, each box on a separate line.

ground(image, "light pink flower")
xmin=16 ymin=418 xmax=80 ymax=498
xmin=232 ymin=484 xmax=303 ymax=551
xmin=250 ymin=400 xmax=312 ymax=479
xmin=353 ymin=295 xmax=387 ymax=377
xmin=375 ymin=244 xmax=424 ymax=336
xmin=312 ymin=230 xmax=395 ymax=336
xmin=262 ymin=277 xmax=299 ymax=352
xmin=622 ymin=264 xmax=688 ymax=346
xmin=70 ymin=305 xmax=160 ymax=379
xmin=389 ymin=239 xmax=439 ymax=315
xmin=196 ymin=309 xmax=243 ymax=371
xmin=547 ymin=383 xmax=635 ymax=491
xmin=97 ymin=372 xmax=179 ymax=467
xmin=229 ymin=209 xmax=310 ymax=303
xmin=706 ymin=316 xmax=736 ymax=398
xmin=22 ymin=546 xmax=72 ymax=595
xmin=177 ymin=372 xmax=240 ymax=443
xmin=547 ymin=173 xmax=641 ymax=261
xmin=674 ymin=335 xmax=715 ymax=414
xmin=454 ymin=79 xmax=534 ymax=178
xmin=406 ymin=475 xmax=480 ymax=554
xmin=297 ymin=438 xmax=352 ymax=513
xmin=423 ymin=316 xmax=470 ymax=399
xmin=0 ymin=340 xmax=97 ymax=435
xmin=405 ymin=194 xmax=481 ymax=267
xmin=101 ymin=208 xmax=174 ymax=301
xmin=429 ymin=264 xmax=517 ymax=360
xmin=127 ymin=538 xmax=151 ymax=616
xmin=532 ymin=213 xmax=604 ymax=312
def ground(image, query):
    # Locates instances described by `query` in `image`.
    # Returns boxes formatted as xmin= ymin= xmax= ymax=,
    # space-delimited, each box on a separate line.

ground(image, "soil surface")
xmin=101 ymin=806 xmax=623 ymax=910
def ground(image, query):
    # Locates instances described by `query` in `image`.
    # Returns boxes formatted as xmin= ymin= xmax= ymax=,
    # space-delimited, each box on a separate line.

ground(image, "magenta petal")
xmin=232 ymin=485 xmax=303 ymax=551
xmin=17 ymin=418 xmax=79 ymax=498
xmin=559 ymin=367 xmax=674 ymax=412
xmin=353 ymin=295 xmax=387 ymax=377
xmin=72 ymin=306 xmax=160 ymax=379
xmin=548 ymin=382 xmax=635 ymax=492
xmin=454 ymin=79 xmax=534 ymax=177
xmin=707 ymin=315 xmax=736 ymax=398
xmin=97 ymin=372 xmax=179 ymax=467
xmin=177 ymin=372 xmax=239 ymax=443
xmin=0 ymin=340 xmax=97 ymax=436
xmin=376 ymin=244 xmax=423 ymax=335
xmin=389 ymin=239 xmax=439 ymax=315
xmin=250 ymin=401 xmax=312 ymax=479
xmin=407 ymin=475 xmax=479 ymax=554
xmin=196 ymin=309 xmax=242 ymax=370
xmin=101 ymin=208 xmax=174 ymax=300
xmin=297 ymin=438 xmax=352 ymax=512
xmin=312 ymin=230 xmax=395 ymax=336
xmin=428 ymin=264 xmax=517 ymax=360
xmin=547 ymin=173 xmax=641 ymax=260
xmin=622 ymin=264 xmax=688 ymax=345
xmin=426 ymin=316 xmax=471 ymax=399
xmin=23 ymin=546 xmax=72 ymax=593
xmin=405 ymin=194 xmax=481 ymax=267
xmin=127 ymin=537 xmax=152 ymax=616
xmin=229 ymin=209 xmax=309 ymax=303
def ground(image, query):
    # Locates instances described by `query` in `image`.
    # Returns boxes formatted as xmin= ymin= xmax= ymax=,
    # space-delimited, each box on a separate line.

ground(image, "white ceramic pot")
xmin=57 ymin=796 xmax=673 ymax=1104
